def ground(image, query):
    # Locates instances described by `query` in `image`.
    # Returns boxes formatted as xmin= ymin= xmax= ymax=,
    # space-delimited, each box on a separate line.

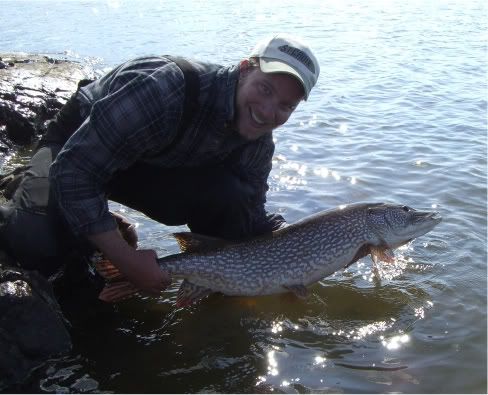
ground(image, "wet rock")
xmin=0 ymin=52 xmax=95 ymax=199
xmin=0 ymin=53 xmax=95 ymax=391
xmin=0 ymin=165 xmax=29 ymax=200
xmin=0 ymin=52 xmax=94 ymax=146
xmin=0 ymin=260 xmax=72 ymax=391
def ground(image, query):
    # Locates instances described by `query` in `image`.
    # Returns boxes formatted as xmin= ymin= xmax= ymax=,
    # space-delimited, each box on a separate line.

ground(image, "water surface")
xmin=1 ymin=0 xmax=486 ymax=393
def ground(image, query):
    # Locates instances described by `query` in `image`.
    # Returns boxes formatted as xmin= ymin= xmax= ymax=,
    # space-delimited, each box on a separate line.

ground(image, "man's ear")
xmin=239 ymin=59 xmax=251 ymax=73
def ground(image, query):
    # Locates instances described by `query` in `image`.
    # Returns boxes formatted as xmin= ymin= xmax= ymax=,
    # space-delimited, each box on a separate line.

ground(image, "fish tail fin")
xmin=93 ymin=256 xmax=125 ymax=281
xmin=90 ymin=254 xmax=139 ymax=302
xmin=99 ymin=281 xmax=139 ymax=302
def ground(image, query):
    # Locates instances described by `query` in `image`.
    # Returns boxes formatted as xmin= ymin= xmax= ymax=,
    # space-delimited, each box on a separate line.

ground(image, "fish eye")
xmin=402 ymin=206 xmax=411 ymax=212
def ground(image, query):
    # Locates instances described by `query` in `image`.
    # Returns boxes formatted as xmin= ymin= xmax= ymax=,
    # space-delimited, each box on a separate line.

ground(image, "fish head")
xmin=366 ymin=203 xmax=442 ymax=249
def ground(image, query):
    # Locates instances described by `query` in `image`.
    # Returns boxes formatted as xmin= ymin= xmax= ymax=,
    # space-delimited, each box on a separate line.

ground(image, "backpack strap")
xmin=164 ymin=56 xmax=200 ymax=137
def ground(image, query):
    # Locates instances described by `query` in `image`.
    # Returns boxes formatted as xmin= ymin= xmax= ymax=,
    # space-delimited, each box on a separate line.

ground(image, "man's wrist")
xmin=87 ymin=229 xmax=136 ymax=273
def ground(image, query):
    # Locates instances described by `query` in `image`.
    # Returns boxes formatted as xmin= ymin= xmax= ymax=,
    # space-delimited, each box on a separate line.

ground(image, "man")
xmin=0 ymin=33 xmax=320 ymax=296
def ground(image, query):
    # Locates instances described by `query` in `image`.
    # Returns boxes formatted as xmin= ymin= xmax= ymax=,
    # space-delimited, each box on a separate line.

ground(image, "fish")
xmin=96 ymin=203 xmax=442 ymax=307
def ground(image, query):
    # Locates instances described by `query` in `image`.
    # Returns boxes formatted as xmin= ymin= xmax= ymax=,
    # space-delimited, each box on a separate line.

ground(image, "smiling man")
xmin=0 ymin=34 xmax=320 ymax=295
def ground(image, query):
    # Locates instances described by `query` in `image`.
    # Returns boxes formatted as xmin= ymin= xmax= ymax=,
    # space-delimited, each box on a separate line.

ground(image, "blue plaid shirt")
xmin=50 ymin=56 xmax=276 ymax=237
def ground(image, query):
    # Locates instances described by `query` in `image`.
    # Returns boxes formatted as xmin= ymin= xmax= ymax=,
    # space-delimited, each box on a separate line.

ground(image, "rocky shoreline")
xmin=0 ymin=53 xmax=95 ymax=390
xmin=0 ymin=52 xmax=94 ymax=147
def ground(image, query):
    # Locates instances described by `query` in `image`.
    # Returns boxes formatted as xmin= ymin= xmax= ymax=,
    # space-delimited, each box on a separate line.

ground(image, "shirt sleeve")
xmin=232 ymin=134 xmax=286 ymax=236
xmin=49 ymin=62 xmax=185 ymax=236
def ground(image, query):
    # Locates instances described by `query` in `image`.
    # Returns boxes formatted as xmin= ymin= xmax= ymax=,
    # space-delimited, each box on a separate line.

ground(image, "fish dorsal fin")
xmin=173 ymin=232 xmax=232 ymax=253
xmin=370 ymin=246 xmax=396 ymax=264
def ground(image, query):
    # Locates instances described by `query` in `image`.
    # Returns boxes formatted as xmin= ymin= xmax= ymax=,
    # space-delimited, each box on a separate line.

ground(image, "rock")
xmin=0 ymin=53 xmax=95 ymax=391
xmin=0 ymin=165 xmax=29 ymax=200
xmin=0 ymin=52 xmax=95 ymax=200
xmin=0 ymin=53 xmax=94 ymax=146
xmin=0 ymin=260 xmax=72 ymax=391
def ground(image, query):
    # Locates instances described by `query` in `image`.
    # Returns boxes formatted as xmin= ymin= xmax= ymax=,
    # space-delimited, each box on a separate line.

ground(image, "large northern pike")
xmin=97 ymin=203 xmax=441 ymax=306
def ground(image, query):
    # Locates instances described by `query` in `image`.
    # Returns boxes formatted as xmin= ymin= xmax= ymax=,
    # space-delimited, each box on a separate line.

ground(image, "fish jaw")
xmin=409 ymin=210 xmax=442 ymax=236
xmin=388 ymin=210 xmax=442 ymax=249
xmin=367 ymin=204 xmax=442 ymax=250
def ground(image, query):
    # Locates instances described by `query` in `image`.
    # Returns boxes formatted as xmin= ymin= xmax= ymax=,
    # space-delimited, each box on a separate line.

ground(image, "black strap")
xmin=39 ymin=57 xmax=199 ymax=153
xmin=164 ymin=55 xmax=200 ymax=139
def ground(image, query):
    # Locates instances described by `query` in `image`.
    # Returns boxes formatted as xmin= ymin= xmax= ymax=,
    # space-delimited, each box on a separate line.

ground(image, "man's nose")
xmin=259 ymin=102 xmax=276 ymax=124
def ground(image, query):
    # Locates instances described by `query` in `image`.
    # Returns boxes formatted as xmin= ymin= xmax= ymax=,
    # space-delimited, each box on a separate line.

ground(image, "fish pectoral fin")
xmin=370 ymin=246 xmax=396 ymax=264
xmin=176 ymin=280 xmax=212 ymax=307
xmin=283 ymin=284 xmax=309 ymax=299
xmin=172 ymin=232 xmax=233 ymax=253
xmin=98 ymin=281 xmax=139 ymax=303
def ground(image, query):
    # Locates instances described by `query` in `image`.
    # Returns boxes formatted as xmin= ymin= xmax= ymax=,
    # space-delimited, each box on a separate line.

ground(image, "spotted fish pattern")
xmin=156 ymin=203 xmax=441 ymax=306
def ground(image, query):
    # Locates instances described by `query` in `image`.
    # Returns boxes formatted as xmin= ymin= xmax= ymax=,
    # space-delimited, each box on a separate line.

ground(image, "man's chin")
xmin=237 ymin=124 xmax=271 ymax=140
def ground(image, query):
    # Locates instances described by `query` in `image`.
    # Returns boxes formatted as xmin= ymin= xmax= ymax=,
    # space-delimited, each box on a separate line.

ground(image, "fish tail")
xmin=98 ymin=281 xmax=139 ymax=303
xmin=90 ymin=253 xmax=139 ymax=302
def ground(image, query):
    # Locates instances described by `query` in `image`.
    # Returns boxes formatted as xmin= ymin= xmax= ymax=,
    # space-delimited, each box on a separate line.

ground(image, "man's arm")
xmin=50 ymin=61 xmax=185 ymax=293
xmin=233 ymin=134 xmax=287 ymax=236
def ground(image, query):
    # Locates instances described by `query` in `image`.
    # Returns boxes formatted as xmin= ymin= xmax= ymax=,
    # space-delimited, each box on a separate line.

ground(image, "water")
xmin=1 ymin=0 xmax=487 ymax=393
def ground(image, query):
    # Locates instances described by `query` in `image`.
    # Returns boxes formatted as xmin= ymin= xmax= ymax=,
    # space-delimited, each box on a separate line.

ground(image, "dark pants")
xmin=0 ymin=90 xmax=281 ymax=277
xmin=0 ymin=144 xmax=71 ymax=276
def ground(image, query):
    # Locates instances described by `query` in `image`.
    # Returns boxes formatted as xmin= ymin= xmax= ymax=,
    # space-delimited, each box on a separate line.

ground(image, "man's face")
xmin=234 ymin=61 xmax=305 ymax=141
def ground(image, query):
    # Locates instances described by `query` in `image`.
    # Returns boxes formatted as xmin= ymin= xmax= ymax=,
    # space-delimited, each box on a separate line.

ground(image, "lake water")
xmin=1 ymin=0 xmax=487 ymax=393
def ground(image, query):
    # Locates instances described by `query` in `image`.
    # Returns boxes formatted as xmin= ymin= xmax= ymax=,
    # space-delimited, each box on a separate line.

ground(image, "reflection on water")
xmin=272 ymin=155 xmax=361 ymax=194
xmin=381 ymin=333 xmax=410 ymax=351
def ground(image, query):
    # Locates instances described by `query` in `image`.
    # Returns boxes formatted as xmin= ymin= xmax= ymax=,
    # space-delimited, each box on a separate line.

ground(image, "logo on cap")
xmin=278 ymin=45 xmax=316 ymax=74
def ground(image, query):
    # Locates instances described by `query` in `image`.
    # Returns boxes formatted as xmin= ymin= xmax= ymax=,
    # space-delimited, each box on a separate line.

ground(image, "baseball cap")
xmin=250 ymin=33 xmax=320 ymax=100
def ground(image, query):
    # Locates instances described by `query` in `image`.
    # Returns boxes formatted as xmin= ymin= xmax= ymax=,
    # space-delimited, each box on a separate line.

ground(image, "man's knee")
xmin=187 ymin=170 xmax=258 ymax=239
xmin=0 ymin=207 xmax=66 ymax=275
xmin=108 ymin=164 xmax=259 ymax=239
xmin=200 ymin=170 xmax=253 ymax=209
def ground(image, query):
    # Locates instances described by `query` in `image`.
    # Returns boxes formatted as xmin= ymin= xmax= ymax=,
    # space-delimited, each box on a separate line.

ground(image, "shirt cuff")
xmin=77 ymin=213 xmax=118 ymax=236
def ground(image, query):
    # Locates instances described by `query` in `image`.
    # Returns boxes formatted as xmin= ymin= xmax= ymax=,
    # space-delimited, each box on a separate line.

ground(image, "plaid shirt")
xmin=50 ymin=56 xmax=276 ymax=236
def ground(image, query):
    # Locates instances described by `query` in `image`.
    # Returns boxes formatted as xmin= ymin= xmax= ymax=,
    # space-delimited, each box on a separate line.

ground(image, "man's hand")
xmin=88 ymin=229 xmax=171 ymax=296
xmin=125 ymin=248 xmax=171 ymax=295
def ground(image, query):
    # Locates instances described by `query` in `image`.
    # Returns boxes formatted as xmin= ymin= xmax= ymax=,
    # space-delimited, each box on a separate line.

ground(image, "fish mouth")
xmin=387 ymin=210 xmax=442 ymax=247
xmin=413 ymin=211 xmax=442 ymax=225
xmin=407 ymin=210 xmax=442 ymax=238
xmin=430 ymin=212 xmax=442 ymax=223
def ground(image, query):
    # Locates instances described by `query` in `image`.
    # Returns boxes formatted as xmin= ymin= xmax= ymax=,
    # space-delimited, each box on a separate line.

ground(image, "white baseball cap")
xmin=250 ymin=33 xmax=320 ymax=100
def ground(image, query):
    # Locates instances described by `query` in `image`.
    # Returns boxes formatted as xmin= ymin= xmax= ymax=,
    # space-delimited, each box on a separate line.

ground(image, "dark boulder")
xmin=0 ymin=261 xmax=72 ymax=390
